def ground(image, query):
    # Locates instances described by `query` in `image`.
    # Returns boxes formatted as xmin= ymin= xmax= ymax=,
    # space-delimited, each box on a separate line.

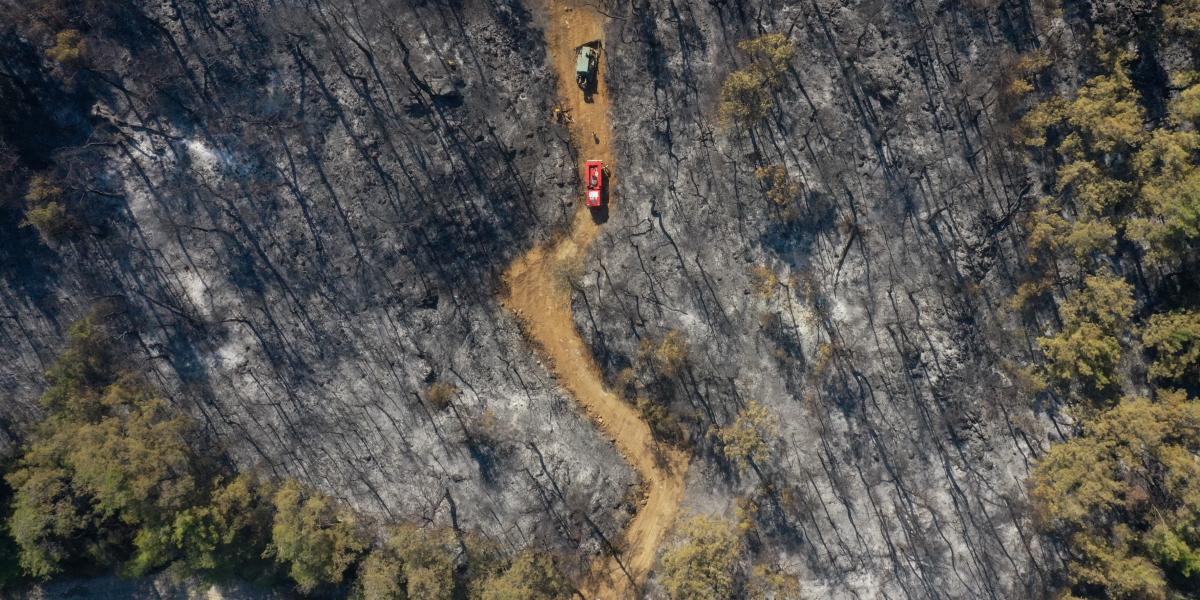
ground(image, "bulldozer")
xmin=575 ymin=42 xmax=600 ymax=99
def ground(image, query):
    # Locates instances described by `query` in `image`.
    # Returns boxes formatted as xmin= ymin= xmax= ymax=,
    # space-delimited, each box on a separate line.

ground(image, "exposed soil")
xmin=503 ymin=2 xmax=689 ymax=598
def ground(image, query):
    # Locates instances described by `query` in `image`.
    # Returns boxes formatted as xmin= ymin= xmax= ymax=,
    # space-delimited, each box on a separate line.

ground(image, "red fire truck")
xmin=585 ymin=160 xmax=605 ymax=207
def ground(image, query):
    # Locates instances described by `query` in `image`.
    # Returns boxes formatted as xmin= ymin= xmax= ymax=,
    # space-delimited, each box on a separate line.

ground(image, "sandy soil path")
xmin=502 ymin=2 xmax=690 ymax=598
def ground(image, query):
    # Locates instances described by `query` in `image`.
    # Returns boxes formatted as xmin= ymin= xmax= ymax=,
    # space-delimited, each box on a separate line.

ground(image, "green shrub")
xmin=719 ymin=34 xmax=795 ymax=128
xmin=45 ymin=30 xmax=84 ymax=66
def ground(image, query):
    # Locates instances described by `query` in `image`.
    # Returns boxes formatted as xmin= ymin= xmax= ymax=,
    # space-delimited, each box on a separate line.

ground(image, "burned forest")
xmin=2 ymin=0 xmax=1200 ymax=599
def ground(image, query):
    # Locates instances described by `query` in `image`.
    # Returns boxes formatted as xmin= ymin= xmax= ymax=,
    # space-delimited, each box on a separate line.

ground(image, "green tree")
xmin=476 ymin=552 xmax=572 ymax=600
xmin=269 ymin=479 xmax=365 ymax=592
xmin=1030 ymin=391 xmax=1200 ymax=597
xmin=720 ymin=70 xmax=772 ymax=127
xmin=21 ymin=174 xmax=75 ymax=243
xmin=719 ymin=34 xmax=795 ymax=128
xmin=1037 ymin=274 xmax=1134 ymax=395
xmin=39 ymin=316 xmax=116 ymax=420
xmin=5 ymin=316 xmax=201 ymax=583
xmin=717 ymin=401 xmax=780 ymax=471
xmin=1169 ymin=73 xmax=1200 ymax=122
xmin=356 ymin=524 xmax=459 ymax=600
xmin=1142 ymin=310 xmax=1200 ymax=382
xmin=1062 ymin=47 xmax=1147 ymax=155
xmin=660 ymin=515 xmax=743 ymax=600
xmin=1164 ymin=0 xmax=1200 ymax=37
xmin=168 ymin=474 xmax=277 ymax=581
xmin=737 ymin=34 xmax=794 ymax=84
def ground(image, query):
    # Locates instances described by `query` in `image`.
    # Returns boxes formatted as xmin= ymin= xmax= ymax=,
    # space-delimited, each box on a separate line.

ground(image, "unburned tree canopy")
xmin=269 ymin=479 xmax=365 ymax=592
xmin=1037 ymin=274 xmax=1135 ymax=394
xmin=660 ymin=515 xmax=743 ymax=600
xmin=6 ymin=366 xmax=199 ymax=578
xmin=356 ymin=524 xmax=459 ymax=600
xmin=1030 ymin=391 xmax=1200 ymax=597
xmin=717 ymin=400 xmax=780 ymax=470
xmin=476 ymin=551 xmax=572 ymax=600
xmin=1142 ymin=310 xmax=1200 ymax=382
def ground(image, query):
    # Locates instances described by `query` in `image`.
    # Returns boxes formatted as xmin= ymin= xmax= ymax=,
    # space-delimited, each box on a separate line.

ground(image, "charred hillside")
xmin=0 ymin=0 xmax=633 ymax=574
xmin=5 ymin=0 xmax=1200 ymax=598
xmin=575 ymin=0 xmax=1054 ymax=597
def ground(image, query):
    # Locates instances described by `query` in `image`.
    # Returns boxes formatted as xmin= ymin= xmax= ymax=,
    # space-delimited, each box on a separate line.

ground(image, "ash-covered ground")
xmin=0 ymin=0 xmax=633 ymax=571
xmin=0 ymin=0 xmax=1116 ymax=597
xmin=574 ymin=0 xmax=1062 ymax=597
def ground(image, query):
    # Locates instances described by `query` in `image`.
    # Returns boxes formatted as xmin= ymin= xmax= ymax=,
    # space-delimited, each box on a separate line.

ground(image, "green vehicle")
xmin=575 ymin=42 xmax=600 ymax=95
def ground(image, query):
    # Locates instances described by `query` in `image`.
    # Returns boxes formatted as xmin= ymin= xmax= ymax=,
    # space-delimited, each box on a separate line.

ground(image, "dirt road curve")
xmin=502 ymin=2 xmax=690 ymax=598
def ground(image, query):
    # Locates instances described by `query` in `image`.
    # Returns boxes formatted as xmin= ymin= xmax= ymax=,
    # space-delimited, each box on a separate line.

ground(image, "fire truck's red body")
xmin=585 ymin=160 xmax=604 ymax=207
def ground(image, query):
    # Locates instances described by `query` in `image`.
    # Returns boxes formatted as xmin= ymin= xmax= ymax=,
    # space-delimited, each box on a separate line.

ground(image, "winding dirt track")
xmin=502 ymin=2 xmax=689 ymax=598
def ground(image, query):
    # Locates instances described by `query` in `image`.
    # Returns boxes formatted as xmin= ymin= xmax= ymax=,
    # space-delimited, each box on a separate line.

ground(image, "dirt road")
xmin=502 ymin=2 xmax=690 ymax=598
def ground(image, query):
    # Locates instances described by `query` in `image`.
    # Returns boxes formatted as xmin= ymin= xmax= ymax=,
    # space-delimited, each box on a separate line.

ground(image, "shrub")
xmin=426 ymin=381 xmax=459 ymax=411
xmin=45 ymin=30 xmax=84 ymax=66
xmin=641 ymin=330 xmax=689 ymax=377
xmin=750 ymin=265 xmax=780 ymax=298
xmin=636 ymin=395 xmax=681 ymax=442
xmin=754 ymin=165 xmax=801 ymax=207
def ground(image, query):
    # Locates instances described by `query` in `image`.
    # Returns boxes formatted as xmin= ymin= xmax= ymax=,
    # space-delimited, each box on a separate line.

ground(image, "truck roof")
xmin=575 ymin=46 xmax=594 ymax=73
